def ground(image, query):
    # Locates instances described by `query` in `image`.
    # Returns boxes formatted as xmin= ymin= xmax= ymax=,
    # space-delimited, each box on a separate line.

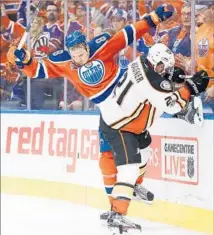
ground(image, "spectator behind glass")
xmin=118 ymin=0 xmax=152 ymax=17
xmin=59 ymin=82 xmax=83 ymax=111
xmin=195 ymin=3 xmax=214 ymax=111
xmin=0 ymin=3 xmax=24 ymax=104
xmin=152 ymin=8 xmax=180 ymax=44
xmin=110 ymin=8 xmax=130 ymax=72
xmin=66 ymin=1 xmax=101 ymax=40
xmin=159 ymin=3 xmax=192 ymax=73
xmin=89 ymin=0 xmax=118 ymax=28
xmin=118 ymin=0 xmax=132 ymax=11
xmin=126 ymin=9 xmax=154 ymax=57
xmin=110 ymin=8 xmax=150 ymax=73
xmin=60 ymin=0 xmax=76 ymax=20
xmin=29 ymin=12 xmax=62 ymax=110
xmin=30 ymin=16 xmax=50 ymax=58
xmin=195 ymin=4 xmax=209 ymax=29
xmin=16 ymin=3 xmax=58 ymax=110
xmin=43 ymin=3 xmax=64 ymax=53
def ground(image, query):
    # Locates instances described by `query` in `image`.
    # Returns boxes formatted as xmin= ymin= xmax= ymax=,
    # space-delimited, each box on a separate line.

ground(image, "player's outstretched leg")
xmin=106 ymin=164 xmax=142 ymax=234
xmin=99 ymin=150 xmax=117 ymax=221
xmin=133 ymin=143 xmax=154 ymax=204
xmin=99 ymin=151 xmax=154 ymax=221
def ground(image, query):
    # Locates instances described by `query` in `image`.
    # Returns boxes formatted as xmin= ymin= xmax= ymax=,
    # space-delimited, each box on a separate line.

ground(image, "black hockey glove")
xmin=185 ymin=70 xmax=209 ymax=95
xmin=171 ymin=67 xmax=186 ymax=83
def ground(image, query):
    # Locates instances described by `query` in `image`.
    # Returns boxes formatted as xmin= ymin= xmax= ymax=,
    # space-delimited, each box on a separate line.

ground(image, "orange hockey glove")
xmin=7 ymin=38 xmax=30 ymax=65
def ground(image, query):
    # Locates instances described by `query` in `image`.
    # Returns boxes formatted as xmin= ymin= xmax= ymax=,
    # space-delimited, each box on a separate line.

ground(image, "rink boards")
xmin=1 ymin=111 xmax=214 ymax=234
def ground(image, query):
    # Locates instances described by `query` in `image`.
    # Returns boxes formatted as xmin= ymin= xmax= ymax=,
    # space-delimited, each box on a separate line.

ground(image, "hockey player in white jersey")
xmin=99 ymin=43 xmax=209 ymax=234
xmin=99 ymin=43 xmax=207 ymax=128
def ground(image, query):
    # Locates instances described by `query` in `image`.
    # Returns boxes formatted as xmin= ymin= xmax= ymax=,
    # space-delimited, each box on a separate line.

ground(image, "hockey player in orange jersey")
xmin=7 ymin=4 xmax=175 ymax=104
xmin=7 ymin=4 xmax=208 ymax=234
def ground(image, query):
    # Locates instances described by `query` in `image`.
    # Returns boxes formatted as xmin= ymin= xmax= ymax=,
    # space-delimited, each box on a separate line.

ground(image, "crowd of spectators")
xmin=0 ymin=0 xmax=213 ymax=113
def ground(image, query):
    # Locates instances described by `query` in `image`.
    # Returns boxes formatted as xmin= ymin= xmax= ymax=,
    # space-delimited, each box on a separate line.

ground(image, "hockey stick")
xmin=179 ymin=75 xmax=214 ymax=80
xmin=17 ymin=0 xmax=43 ymax=50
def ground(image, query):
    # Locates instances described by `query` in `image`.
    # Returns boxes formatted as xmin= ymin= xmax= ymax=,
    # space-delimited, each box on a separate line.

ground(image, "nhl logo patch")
xmin=187 ymin=156 xmax=195 ymax=178
xmin=197 ymin=38 xmax=209 ymax=57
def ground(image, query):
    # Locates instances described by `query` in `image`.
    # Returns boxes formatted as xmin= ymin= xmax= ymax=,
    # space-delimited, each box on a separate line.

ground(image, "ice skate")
xmin=101 ymin=185 xmax=154 ymax=222
xmin=133 ymin=184 xmax=154 ymax=204
xmin=100 ymin=210 xmax=112 ymax=220
xmin=107 ymin=211 xmax=141 ymax=234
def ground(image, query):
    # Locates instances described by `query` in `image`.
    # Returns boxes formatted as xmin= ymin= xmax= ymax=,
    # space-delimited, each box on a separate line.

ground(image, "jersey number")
xmin=95 ymin=36 xmax=106 ymax=44
xmin=113 ymin=72 xmax=133 ymax=105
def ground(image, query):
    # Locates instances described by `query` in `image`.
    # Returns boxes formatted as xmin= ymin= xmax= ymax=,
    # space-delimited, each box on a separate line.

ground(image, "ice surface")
xmin=1 ymin=194 xmax=208 ymax=235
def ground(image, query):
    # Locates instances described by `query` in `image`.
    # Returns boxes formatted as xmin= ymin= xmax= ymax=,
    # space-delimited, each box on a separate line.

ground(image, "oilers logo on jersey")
xmin=197 ymin=38 xmax=209 ymax=58
xmin=78 ymin=60 xmax=105 ymax=85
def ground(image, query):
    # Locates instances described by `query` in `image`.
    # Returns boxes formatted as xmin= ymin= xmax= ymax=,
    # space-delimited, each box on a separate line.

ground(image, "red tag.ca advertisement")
xmin=146 ymin=135 xmax=199 ymax=185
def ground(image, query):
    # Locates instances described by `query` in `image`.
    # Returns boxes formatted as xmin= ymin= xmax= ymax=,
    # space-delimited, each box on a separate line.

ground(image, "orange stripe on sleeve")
xmin=21 ymin=59 xmax=39 ymax=78
xmin=177 ymin=86 xmax=191 ymax=102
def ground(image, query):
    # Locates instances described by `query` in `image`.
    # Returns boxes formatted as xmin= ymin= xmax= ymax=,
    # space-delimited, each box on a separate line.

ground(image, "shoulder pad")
xmin=49 ymin=50 xmax=71 ymax=63
xmin=94 ymin=32 xmax=111 ymax=41
xmin=88 ymin=33 xmax=111 ymax=57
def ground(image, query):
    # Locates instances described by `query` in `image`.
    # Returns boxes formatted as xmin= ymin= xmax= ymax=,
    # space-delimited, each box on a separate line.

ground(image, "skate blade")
xmin=108 ymin=226 xmax=141 ymax=235
xmin=100 ymin=219 xmax=108 ymax=228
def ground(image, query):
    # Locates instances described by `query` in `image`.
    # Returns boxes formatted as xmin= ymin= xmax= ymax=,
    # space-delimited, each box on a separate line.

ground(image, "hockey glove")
xmin=14 ymin=48 xmax=31 ymax=64
xmin=7 ymin=46 xmax=31 ymax=69
xmin=171 ymin=67 xmax=186 ymax=83
xmin=185 ymin=70 xmax=209 ymax=95
xmin=7 ymin=45 xmax=18 ymax=66
xmin=144 ymin=4 xmax=175 ymax=27
xmin=174 ymin=96 xmax=204 ymax=126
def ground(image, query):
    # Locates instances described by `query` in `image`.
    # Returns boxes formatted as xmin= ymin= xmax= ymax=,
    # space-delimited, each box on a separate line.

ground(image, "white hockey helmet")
xmin=147 ymin=43 xmax=175 ymax=76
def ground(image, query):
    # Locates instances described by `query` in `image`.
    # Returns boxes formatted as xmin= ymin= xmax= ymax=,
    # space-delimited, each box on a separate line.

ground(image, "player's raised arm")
xmin=105 ymin=4 xmax=175 ymax=55
xmin=7 ymin=44 xmax=70 ymax=79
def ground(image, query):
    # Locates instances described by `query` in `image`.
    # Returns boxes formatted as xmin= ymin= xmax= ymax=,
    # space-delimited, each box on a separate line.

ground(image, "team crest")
xmin=197 ymin=38 xmax=209 ymax=57
xmin=160 ymin=80 xmax=172 ymax=91
xmin=78 ymin=60 xmax=105 ymax=85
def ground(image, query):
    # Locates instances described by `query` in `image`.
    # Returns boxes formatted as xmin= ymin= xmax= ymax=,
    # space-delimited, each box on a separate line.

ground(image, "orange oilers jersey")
xmin=196 ymin=23 xmax=214 ymax=87
xmin=21 ymin=19 xmax=151 ymax=104
xmin=0 ymin=15 xmax=25 ymax=64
